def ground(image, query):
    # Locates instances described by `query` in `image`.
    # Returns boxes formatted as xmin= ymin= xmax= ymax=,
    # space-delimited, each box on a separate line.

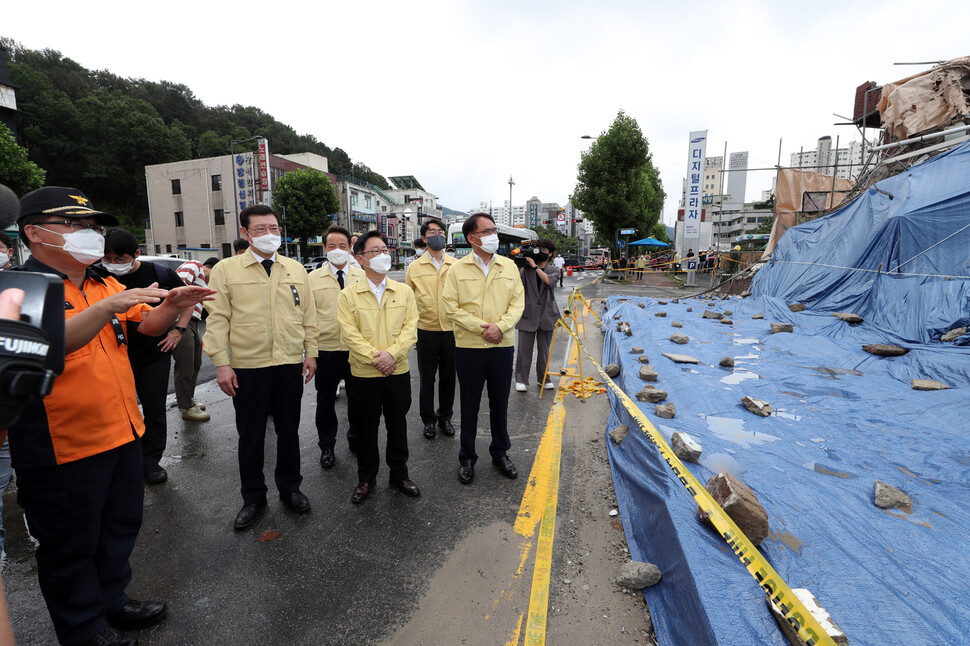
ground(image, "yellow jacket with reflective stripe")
xmin=336 ymin=277 xmax=418 ymax=377
xmin=441 ymin=252 xmax=524 ymax=348
xmin=203 ymin=253 xmax=317 ymax=368
xmin=405 ymin=252 xmax=457 ymax=332
xmin=308 ymin=262 xmax=366 ymax=351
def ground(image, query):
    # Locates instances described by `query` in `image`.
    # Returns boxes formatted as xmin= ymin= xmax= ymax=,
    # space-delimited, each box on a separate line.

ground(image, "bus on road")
xmin=447 ymin=222 xmax=538 ymax=258
xmin=588 ymin=247 xmax=609 ymax=268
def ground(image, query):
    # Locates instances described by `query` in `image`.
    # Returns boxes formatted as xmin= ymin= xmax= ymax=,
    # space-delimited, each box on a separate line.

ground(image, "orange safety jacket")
xmin=8 ymin=258 xmax=149 ymax=469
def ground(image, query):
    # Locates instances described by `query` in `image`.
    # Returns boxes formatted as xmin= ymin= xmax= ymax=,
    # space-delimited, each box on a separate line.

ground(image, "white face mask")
xmin=103 ymin=260 xmax=134 ymax=275
xmin=478 ymin=233 xmax=499 ymax=255
xmin=326 ymin=248 xmax=350 ymax=267
xmin=251 ymin=233 xmax=281 ymax=254
xmin=415 ymin=249 xmax=426 ymax=257
xmin=38 ymin=226 xmax=106 ymax=265
xmin=368 ymin=253 xmax=392 ymax=275
xmin=0 ymin=252 xmax=10 ymax=268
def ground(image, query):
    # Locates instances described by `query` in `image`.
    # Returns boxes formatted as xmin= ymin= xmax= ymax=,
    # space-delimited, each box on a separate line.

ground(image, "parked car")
xmin=561 ymin=255 xmax=587 ymax=272
xmin=136 ymin=255 xmax=189 ymax=274
xmin=303 ymin=256 xmax=327 ymax=271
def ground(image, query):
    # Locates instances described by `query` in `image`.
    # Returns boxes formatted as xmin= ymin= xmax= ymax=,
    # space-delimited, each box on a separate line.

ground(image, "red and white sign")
xmin=557 ymin=211 xmax=566 ymax=223
xmin=257 ymin=138 xmax=270 ymax=191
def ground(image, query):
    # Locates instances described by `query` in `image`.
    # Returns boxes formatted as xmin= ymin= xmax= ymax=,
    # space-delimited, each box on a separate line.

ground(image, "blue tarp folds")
xmin=602 ymin=140 xmax=970 ymax=646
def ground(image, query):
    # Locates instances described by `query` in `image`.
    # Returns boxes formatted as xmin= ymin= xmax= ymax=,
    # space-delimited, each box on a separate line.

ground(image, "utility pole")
xmin=508 ymin=175 xmax=515 ymax=226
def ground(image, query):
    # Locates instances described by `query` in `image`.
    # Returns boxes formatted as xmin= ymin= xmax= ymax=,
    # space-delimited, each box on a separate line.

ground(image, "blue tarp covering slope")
xmin=601 ymin=141 xmax=970 ymax=645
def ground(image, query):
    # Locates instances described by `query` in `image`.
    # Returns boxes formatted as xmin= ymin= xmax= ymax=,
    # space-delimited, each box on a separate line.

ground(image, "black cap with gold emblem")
xmin=18 ymin=186 xmax=119 ymax=226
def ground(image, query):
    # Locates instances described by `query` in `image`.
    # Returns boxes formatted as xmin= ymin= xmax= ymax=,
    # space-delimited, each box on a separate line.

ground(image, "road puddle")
xmin=702 ymin=415 xmax=779 ymax=448
xmin=719 ymin=369 xmax=761 ymax=385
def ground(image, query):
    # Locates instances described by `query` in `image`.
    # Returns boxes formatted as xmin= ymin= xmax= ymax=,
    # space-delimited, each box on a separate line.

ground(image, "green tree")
xmin=0 ymin=123 xmax=46 ymax=195
xmin=753 ymin=214 xmax=773 ymax=235
xmin=649 ymin=222 xmax=669 ymax=242
xmin=272 ymin=168 xmax=340 ymax=254
xmin=571 ymin=111 xmax=665 ymax=258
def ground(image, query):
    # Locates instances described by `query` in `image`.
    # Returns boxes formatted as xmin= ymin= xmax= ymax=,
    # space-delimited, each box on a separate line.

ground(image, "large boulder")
xmin=700 ymin=472 xmax=770 ymax=546
xmin=638 ymin=355 xmax=651 ymax=364
xmin=654 ymin=402 xmax=676 ymax=419
xmin=874 ymin=480 xmax=912 ymax=509
xmin=720 ymin=356 xmax=735 ymax=368
xmin=788 ymin=303 xmax=805 ymax=312
xmin=604 ymin=363 xmax=620 ymax=378
xmin=671 ymin=431 xmax=701 ymax=461
xmin=702 ymin=310 xmax=723 ymax=320
xmin=639 ymin=366 xmax=659 ymax=382
xmin=670 ymin=334 xmax=690 ymax=345
xmin=833 ymin=312 xmax=863 ymax=324
xmin=616 ymin=561 xmax=662 ymax=589
xmin=941 ymin=326 xmax=968 ymax=342
xmin=911 ymin=379 xmax=949 ymax=391
xmin=770 ymin=323 xmax=794 ymax=334
xmin=741 ymin=396 xmax=771 ymax=417
xmin=609 ymin=425 xmax=629 ymax=446
xmin=863 ymin=344 xmax=909 ymax=357
xmin=636 ymin=386 xmax=668 ymax=403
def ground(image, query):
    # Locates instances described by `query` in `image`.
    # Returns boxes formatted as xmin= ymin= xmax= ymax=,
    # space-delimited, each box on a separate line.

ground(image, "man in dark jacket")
xmin=513 ymin=239 xmax=561 ymax=392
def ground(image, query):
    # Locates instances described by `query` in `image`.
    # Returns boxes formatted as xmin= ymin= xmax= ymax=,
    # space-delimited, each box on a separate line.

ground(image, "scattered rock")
xmin=609 ymin=508 xmax=619 ymax=517
xmin=658 ymin=300 xmax=668 ymax=305
xmin=941 ymin=326 xmax=968 ymax=342
xmin=740 ymin=290 xmax=751 ymax=298
xmin=768 ymin=589 xmax=849 ymax=646
xmin=638 ymin=355 xmax=650 ymax=364
xmin=609 ymin=425 xmax=629 ymax=446
xmin=702 ymin=310 xmax=723 ymax=320
xmin=637 ymin=302 xmax=646 ymax=309
xmin=636 ymin=386 xmax=668 ymax=403
xmin=623 ymin=325 xmax=633 ymax=337
xmin=631 ymin=347 xmax=644 ymax=354
xmin=616 ymin=561 xmax=662 ymax=589
xmin=654 ymin=402 xmax=676 ymax=419
xmin=862 ymin=344 xmax=908 ymax=356
xmin=720 ymin=319 xmax=734 ymax=325
xmin=670 ymin=334 xmax=689 ymax=345
xmin=639 ymin=366 xmax=658 ymax=382
xmin=911 ymin=378 xmax=949 ymax=391
xmin=655 ymin=311 xmax=667 ymax=318
xmin=724 ymin=310 xmax=733 ymax=316
xmin=741 ymin=395 xmax=772 ymax=417
xmin=874 ymin=480 xmax=912 ymax=509
xmin=671 ymin=431 xmax=701 ymax=461
xmin=833 ymin=312 xmax=863 ymax=324
xmin=661 ymin=352 xmax=701 ymax=364
xmin=708 ymin=302 xmax=716 ymax=307
xmin=671 ymin=321 xmax=683 ymax=328
xmin=719 ymin=356 xmax=735 ymax=368
xmin=788 ymin=303 xmax=805 ymax=312
xmin=672 ymin=298 xmax=680 ymax=304
xmin=613 ymin=314 xmax=621 ymax=320
xmin=770 ymin=323 xmax=794 ymax=334
xmin=686 ymin=307 xmax=693 ymax=312
xmin=605 ymin=363 xmax=620 ymax=378
xmin=700 ymin=472 xmax=770 ymax=546
xmin=752 ymin=313 xmax=764 ymax=320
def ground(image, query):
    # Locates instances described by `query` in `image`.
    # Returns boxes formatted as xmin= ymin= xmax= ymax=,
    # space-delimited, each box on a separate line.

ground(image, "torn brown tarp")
xmin=762 ymin=169 xmax=854 ymax=259
xmin=877 ymin=56 xmax=970 ymax=140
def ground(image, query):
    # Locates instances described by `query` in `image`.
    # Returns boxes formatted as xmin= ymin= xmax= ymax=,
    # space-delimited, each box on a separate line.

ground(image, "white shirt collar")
xmin=428 ymin=252 xmax=444 ymax=270
xmin=367 ymin=276 xmax=387 ymax=305
xmin=250 ymin=249 xmax=277 ymax=264
xmin=473 ymin=252 xmax=493 ymax=276
xmin=330 ymin=262 xmax=348 ymax=278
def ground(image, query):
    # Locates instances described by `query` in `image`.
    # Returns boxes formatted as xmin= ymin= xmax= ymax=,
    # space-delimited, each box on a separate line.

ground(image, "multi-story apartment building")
xmin=790 ymin=136 xmax=865 ymax=181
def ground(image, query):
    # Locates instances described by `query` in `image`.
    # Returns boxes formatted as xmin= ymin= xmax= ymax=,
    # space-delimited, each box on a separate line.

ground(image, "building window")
xmin=350 ymin=191 xmax=359 ymax=206
xmin=177 ymin=244 xmax=186 ymax=249
xmin=211 ymin=174 xmax=222 ymax=191
xmin=201 ymin=243 xmax=211 ymax=249
xmin=166 ymin=244 xmax=173 ymax=253
xmin=145 ymin=219 xmax=151 ymax=229
xmin=155 ymin=245 xmax=161 ymax=254
xmin=365 ymin=194 xmax=372 ymax=209
xmin=214 ymin=209 xmax=225 ymax=225
xmin=171 ymin=179 xmax=181 ymax=195
xmin=221 ymin=243 xmax=232 ymax=258
xmin=175 ymin=211 xmax=184 ymax=227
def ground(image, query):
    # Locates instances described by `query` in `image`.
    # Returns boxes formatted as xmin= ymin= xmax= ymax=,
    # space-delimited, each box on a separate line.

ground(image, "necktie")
xmin=262 ymin=259 xmax=273 ymax=276
xmin=336 ymin=269 xmax=345 ymax=289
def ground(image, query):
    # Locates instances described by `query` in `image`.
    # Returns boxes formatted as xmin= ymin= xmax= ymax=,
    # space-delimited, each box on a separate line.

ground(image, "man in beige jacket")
xmin=405 ymin=218 xmax=458 ymax=440
xmin=204 ymin=205 xmax=318 ymax=530
xmin=337 ymin=231 xmax=420 ymax=504
xmin=442 ymin=213 xmax=524 ymax=485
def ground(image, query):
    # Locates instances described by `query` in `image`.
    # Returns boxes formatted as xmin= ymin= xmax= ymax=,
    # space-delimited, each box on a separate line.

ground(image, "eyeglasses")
xmin=475 ymin=228 xmax=498 ymax=237
xmin=425 ymin=229 xmax=445 ymax=236
xmin=39 ymin=220 xmax=107 ymax=235
xmin=248 ymin=226 xmax=281 ymax=235
xmin=360 ymin=247 xmax=390 ymax=257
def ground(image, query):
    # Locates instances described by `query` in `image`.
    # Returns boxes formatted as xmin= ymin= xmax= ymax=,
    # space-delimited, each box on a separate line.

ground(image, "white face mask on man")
xmin=326 ymin=248 xmax=350 ymax=267
xmin=477 ymin=233 xmax=499 ymax=255
xmin=37 ymin=227 xmax=106 ymax=265
xmin=251 ymin=233 xmax=281 ymax=254
xmin=367 ymin=252 xmax=392 ymax=275
xmin=102 ymin=260 xmax=135 ymax=275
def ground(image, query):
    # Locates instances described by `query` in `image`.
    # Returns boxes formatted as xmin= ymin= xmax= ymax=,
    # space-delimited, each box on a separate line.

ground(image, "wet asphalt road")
xmin=3 ymin=269 xmax=639 ymax=645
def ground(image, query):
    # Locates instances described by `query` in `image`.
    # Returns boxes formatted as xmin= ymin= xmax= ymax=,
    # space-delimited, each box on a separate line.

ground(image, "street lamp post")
xmin=508 ymin=175 xmax=515 ymax=226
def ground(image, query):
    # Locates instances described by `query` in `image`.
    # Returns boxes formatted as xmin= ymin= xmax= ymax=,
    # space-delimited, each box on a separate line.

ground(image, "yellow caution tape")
xmin=562 ymin=322 xmax=838 ymax=646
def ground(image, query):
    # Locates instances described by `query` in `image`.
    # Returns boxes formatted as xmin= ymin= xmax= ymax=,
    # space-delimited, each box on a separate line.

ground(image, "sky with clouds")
xmin=6 ymin=0 xmax=968 ymax=225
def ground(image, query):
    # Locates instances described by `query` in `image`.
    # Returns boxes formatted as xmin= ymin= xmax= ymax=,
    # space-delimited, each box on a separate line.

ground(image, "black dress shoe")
xmin=351 ymin=480 xmax=376 ymax=504
xmin=439 ymin=419 xmax=456 ymax=437
xmin=423 ymin=422 xmax=437 ymax=439
xmin=280 ymin=491 xmax=311 ymax=514
xmin=493 ymin=456 xmax=518 ymax=479
xmin=106 ymin=599 xmax=168 ymax=630
xmin=233 ymin=499 xmax=267 ymax=530
xmin=457 ymin=460 xmax=474 ymax=484
xmin=80 ymin=625 xmax=137 ymax=646
xmin=143 ymin=465 xmax=167 ymax=485
xmin=320 ymin=448 xmax=335 ymax=469
xmin=390 ymin=478 xmax=421 ymax=497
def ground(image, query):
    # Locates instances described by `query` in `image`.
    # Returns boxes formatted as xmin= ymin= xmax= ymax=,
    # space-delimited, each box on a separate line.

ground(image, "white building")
xmin=790 ymin=136 xmax=866 ymax=181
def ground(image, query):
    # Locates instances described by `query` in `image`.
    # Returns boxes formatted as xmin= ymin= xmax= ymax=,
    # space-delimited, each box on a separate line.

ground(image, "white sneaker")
xmin=181 ymin=405 xmax=210 ymax=421
xmin=192 ymin=399 xmax=207 ymax=411
xmin=543 ymin=381 xmax=556 ymax=390
xmin=515 ymin=383 xmax=527 ymax=392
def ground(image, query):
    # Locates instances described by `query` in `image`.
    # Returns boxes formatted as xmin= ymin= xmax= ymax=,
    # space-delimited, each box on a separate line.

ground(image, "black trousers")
xmin=313 ymin=350 xmax=357 ymax=452
xmin=455 ymin=346 xmax=514 ymax=465
xmin=17 ymin=440 xmax=143 ymax=645
xmin=350 ymin=372 xmax=411 ymax=483
xmin=131 ymin=353 xmax=171 ymax=469
xmin=416 ymin=329 xmax=456 ymax=425
xmin=233 ymin=364 xmax=304 ymax=505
